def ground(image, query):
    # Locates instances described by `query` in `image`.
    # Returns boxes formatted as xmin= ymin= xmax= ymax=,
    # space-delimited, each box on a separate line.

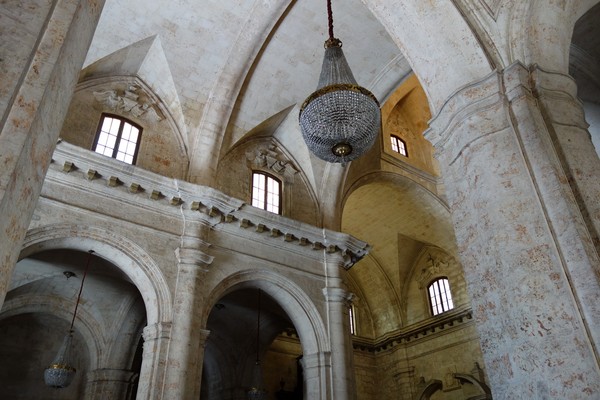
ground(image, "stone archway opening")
xmin=201 ymin=288 xmax=303 ymax=400
xmin=0 ymin=249 xmax=147 ymax=399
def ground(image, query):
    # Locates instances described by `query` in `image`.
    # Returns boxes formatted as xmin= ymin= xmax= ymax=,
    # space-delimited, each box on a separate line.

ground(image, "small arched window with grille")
xmin=251 ymin=171 xmax=281 ymax=214
xmin=428 ymin=277 xmax=454 ymax=316
xmin=390 ymin=135 xmax=407 ymax=156
xmin=93 ymin=114 xmax=142 ymax=165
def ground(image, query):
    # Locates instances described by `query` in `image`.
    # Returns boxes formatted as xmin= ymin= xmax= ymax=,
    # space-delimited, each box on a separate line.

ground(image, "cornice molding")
xmin=352 ymin=306 xmax=473 ymax=353
xmin=46 ymin=141 xmax=369 ymax=269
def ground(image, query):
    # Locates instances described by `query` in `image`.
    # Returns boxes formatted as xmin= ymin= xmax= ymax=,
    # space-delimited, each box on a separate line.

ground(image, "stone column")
xmin=0 ymin=0 xmax=105 ymax=306
xmin=301 ymin=351 xmax=331 ymax=400
xmin=86 ymin=369 xmax=138 ymax=400
xmin=426 ymin=61 xmax=600 ymax=398
xmin=136 ymin=322 xmax=172 ymax=399
xmin=164 ymin=236 xmax=213 ymax=399
xmin=531 ymin=65 xmax=600 ymax=253
xmin=323 ymin=252 xmax=356 ymax=400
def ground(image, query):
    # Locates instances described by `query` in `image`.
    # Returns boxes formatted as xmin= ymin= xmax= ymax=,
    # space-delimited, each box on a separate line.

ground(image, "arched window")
xmin=390 ymin=135 xmax=407 ymax=156
xmin=251 ymin=171 xmax=281 ymax=214
xmin=428 ymin=277 xmax=454 ymax=316
xmin=93 ymin=114 xmax=142 ymax=164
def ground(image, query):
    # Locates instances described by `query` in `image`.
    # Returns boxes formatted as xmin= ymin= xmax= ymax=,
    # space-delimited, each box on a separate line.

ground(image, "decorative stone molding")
xmin=93 ymin=84 xmax=165 ymax=122
xmin=245 ymin=143 xmax=298 ymax=183
xmin=417 ymin=253 xmax=450 ymax=289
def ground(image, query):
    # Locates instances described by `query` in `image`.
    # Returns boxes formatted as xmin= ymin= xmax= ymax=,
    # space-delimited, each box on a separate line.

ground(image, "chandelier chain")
xmin=327 ymin=0 xmax=334 ymax=40
xmin=69 ymin=250 xmax=94 ymax=332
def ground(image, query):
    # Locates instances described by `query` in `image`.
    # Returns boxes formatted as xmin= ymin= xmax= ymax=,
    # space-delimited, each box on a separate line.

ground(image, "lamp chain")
xmin=327 ymin=0 xmax=334 ymax=40
xmin=69 ymin=250 xmax=94 ymax=332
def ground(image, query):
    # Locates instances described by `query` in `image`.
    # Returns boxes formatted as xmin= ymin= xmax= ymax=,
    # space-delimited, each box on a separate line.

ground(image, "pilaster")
xmin=426 ymin=61 xmax=600 ymax=398
xmin=137 ymin=322 xmax=172 ymax=399
xmin=323 ymin=253 xmax=356 ymax=400
xmin=164 ymin=236 xmax=213 ymax=400
xmin=86 ymin=368 xmax=138 ymax=400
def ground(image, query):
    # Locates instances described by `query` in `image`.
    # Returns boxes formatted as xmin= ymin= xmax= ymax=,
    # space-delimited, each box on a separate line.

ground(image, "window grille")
xmin=428 ymin=277 xmax=454 ymax=316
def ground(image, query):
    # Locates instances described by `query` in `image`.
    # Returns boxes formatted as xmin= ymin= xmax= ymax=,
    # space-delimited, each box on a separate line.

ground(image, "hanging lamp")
xmin=299 ymin=0 xmax=381 ymax=163
xmin=247 ymin=289 xmax=267 ymax=399
xmin=44 ymin=250 xmax=94 ymax=388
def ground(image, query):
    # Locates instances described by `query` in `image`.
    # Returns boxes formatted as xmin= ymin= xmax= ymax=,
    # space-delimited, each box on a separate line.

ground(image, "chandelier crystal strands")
xmin=44 ymin=250 xmax=94 ymax=388
xmin=247 ymin=289 xmax=267 ymax=399
xmin=299 ymin=0 xmax=381 ymax=163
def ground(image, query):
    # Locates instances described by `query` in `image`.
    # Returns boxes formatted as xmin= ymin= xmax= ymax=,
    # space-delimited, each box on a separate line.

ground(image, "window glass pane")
xmin=391 ymin=136 xmax=399 ymax=152
xmin=106 ymin=134 xmax=117 ymax=149
xmin=94 ymin=115 xmax=141 ymax=165
xmin=121 ymin=124 xmax=131 ymax=141
xmin=130 ymin=127 xmax=139 ymax=142
xmin=252 ymin=172 xmax=280 ymax=214
xmin=101 ymin=117 xmax=114 ymax=132
xmin=97 ymin=132 xmax=109 ymax=146
xmin=428 ymin=278 xmax=454 ymax=316
xmin=109 ymin=118 xmax=120 ymax=135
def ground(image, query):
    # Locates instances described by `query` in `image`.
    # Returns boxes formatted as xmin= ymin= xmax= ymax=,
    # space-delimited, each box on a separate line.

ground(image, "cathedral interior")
xmin=1 ymin=1 xmax=599 ymax=399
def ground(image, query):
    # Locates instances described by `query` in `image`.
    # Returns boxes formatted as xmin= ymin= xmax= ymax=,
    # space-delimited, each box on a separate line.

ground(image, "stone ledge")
xmin=352 ymin=307 xmax=473 ymax=353
xmin=47 ymin=141 xmax=369 ymax=268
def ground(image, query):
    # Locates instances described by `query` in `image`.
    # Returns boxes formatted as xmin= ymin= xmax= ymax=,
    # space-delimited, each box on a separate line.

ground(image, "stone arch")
xmin=203 ymin=269 xmax=328 ymax=360
xmin=454 ymin=373 xmax=492 ymax=398
xmin=362 ymin=1 xmax=492 ymax=114
xmin=0 ymin=294 xmax=101 ymax=370
xmin=342 ymin=171 xmax=455 ymax=252
xmin=510 ymin=0 xmax=600 ymax=72
xmin=416 ymin=379 xmax=443 ymax=400
xmin=19 ymin=224 xmax=172 ymax=326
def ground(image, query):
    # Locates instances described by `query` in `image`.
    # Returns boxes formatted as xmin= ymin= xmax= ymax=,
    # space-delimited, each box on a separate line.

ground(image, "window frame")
xmin=390 ymin=135 xmax=408 ymax=157
xmin=251 ymin=171 xmax=282 ymax=215
xmin=427 ymin=277 xmax=454 ymax=316
xmin=92 ymin=113 xmax=143 ymax=165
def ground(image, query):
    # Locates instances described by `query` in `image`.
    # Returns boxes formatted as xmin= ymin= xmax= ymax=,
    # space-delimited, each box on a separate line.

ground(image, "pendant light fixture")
xmin=247 ymin=289 xmax=267 ymax=399
xmin=299 ymin=0 xmax=381 ymax=163
xmin=44 ymin=250 xmax=94 ymax=388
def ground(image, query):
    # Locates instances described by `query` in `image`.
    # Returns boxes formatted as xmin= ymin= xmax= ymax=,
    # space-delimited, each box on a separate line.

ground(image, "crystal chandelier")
xmin=44 ymin=250 xmax=94 ymax=388
xmin=299 ymin=0 xmax=381 ymax=163
xmin=247 ymin=289 xmax=267 ymax=399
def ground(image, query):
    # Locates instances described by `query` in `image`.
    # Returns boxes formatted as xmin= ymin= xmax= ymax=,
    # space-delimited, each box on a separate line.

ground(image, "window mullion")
xmin=112 ymin=120 xmax=125 ymax=159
